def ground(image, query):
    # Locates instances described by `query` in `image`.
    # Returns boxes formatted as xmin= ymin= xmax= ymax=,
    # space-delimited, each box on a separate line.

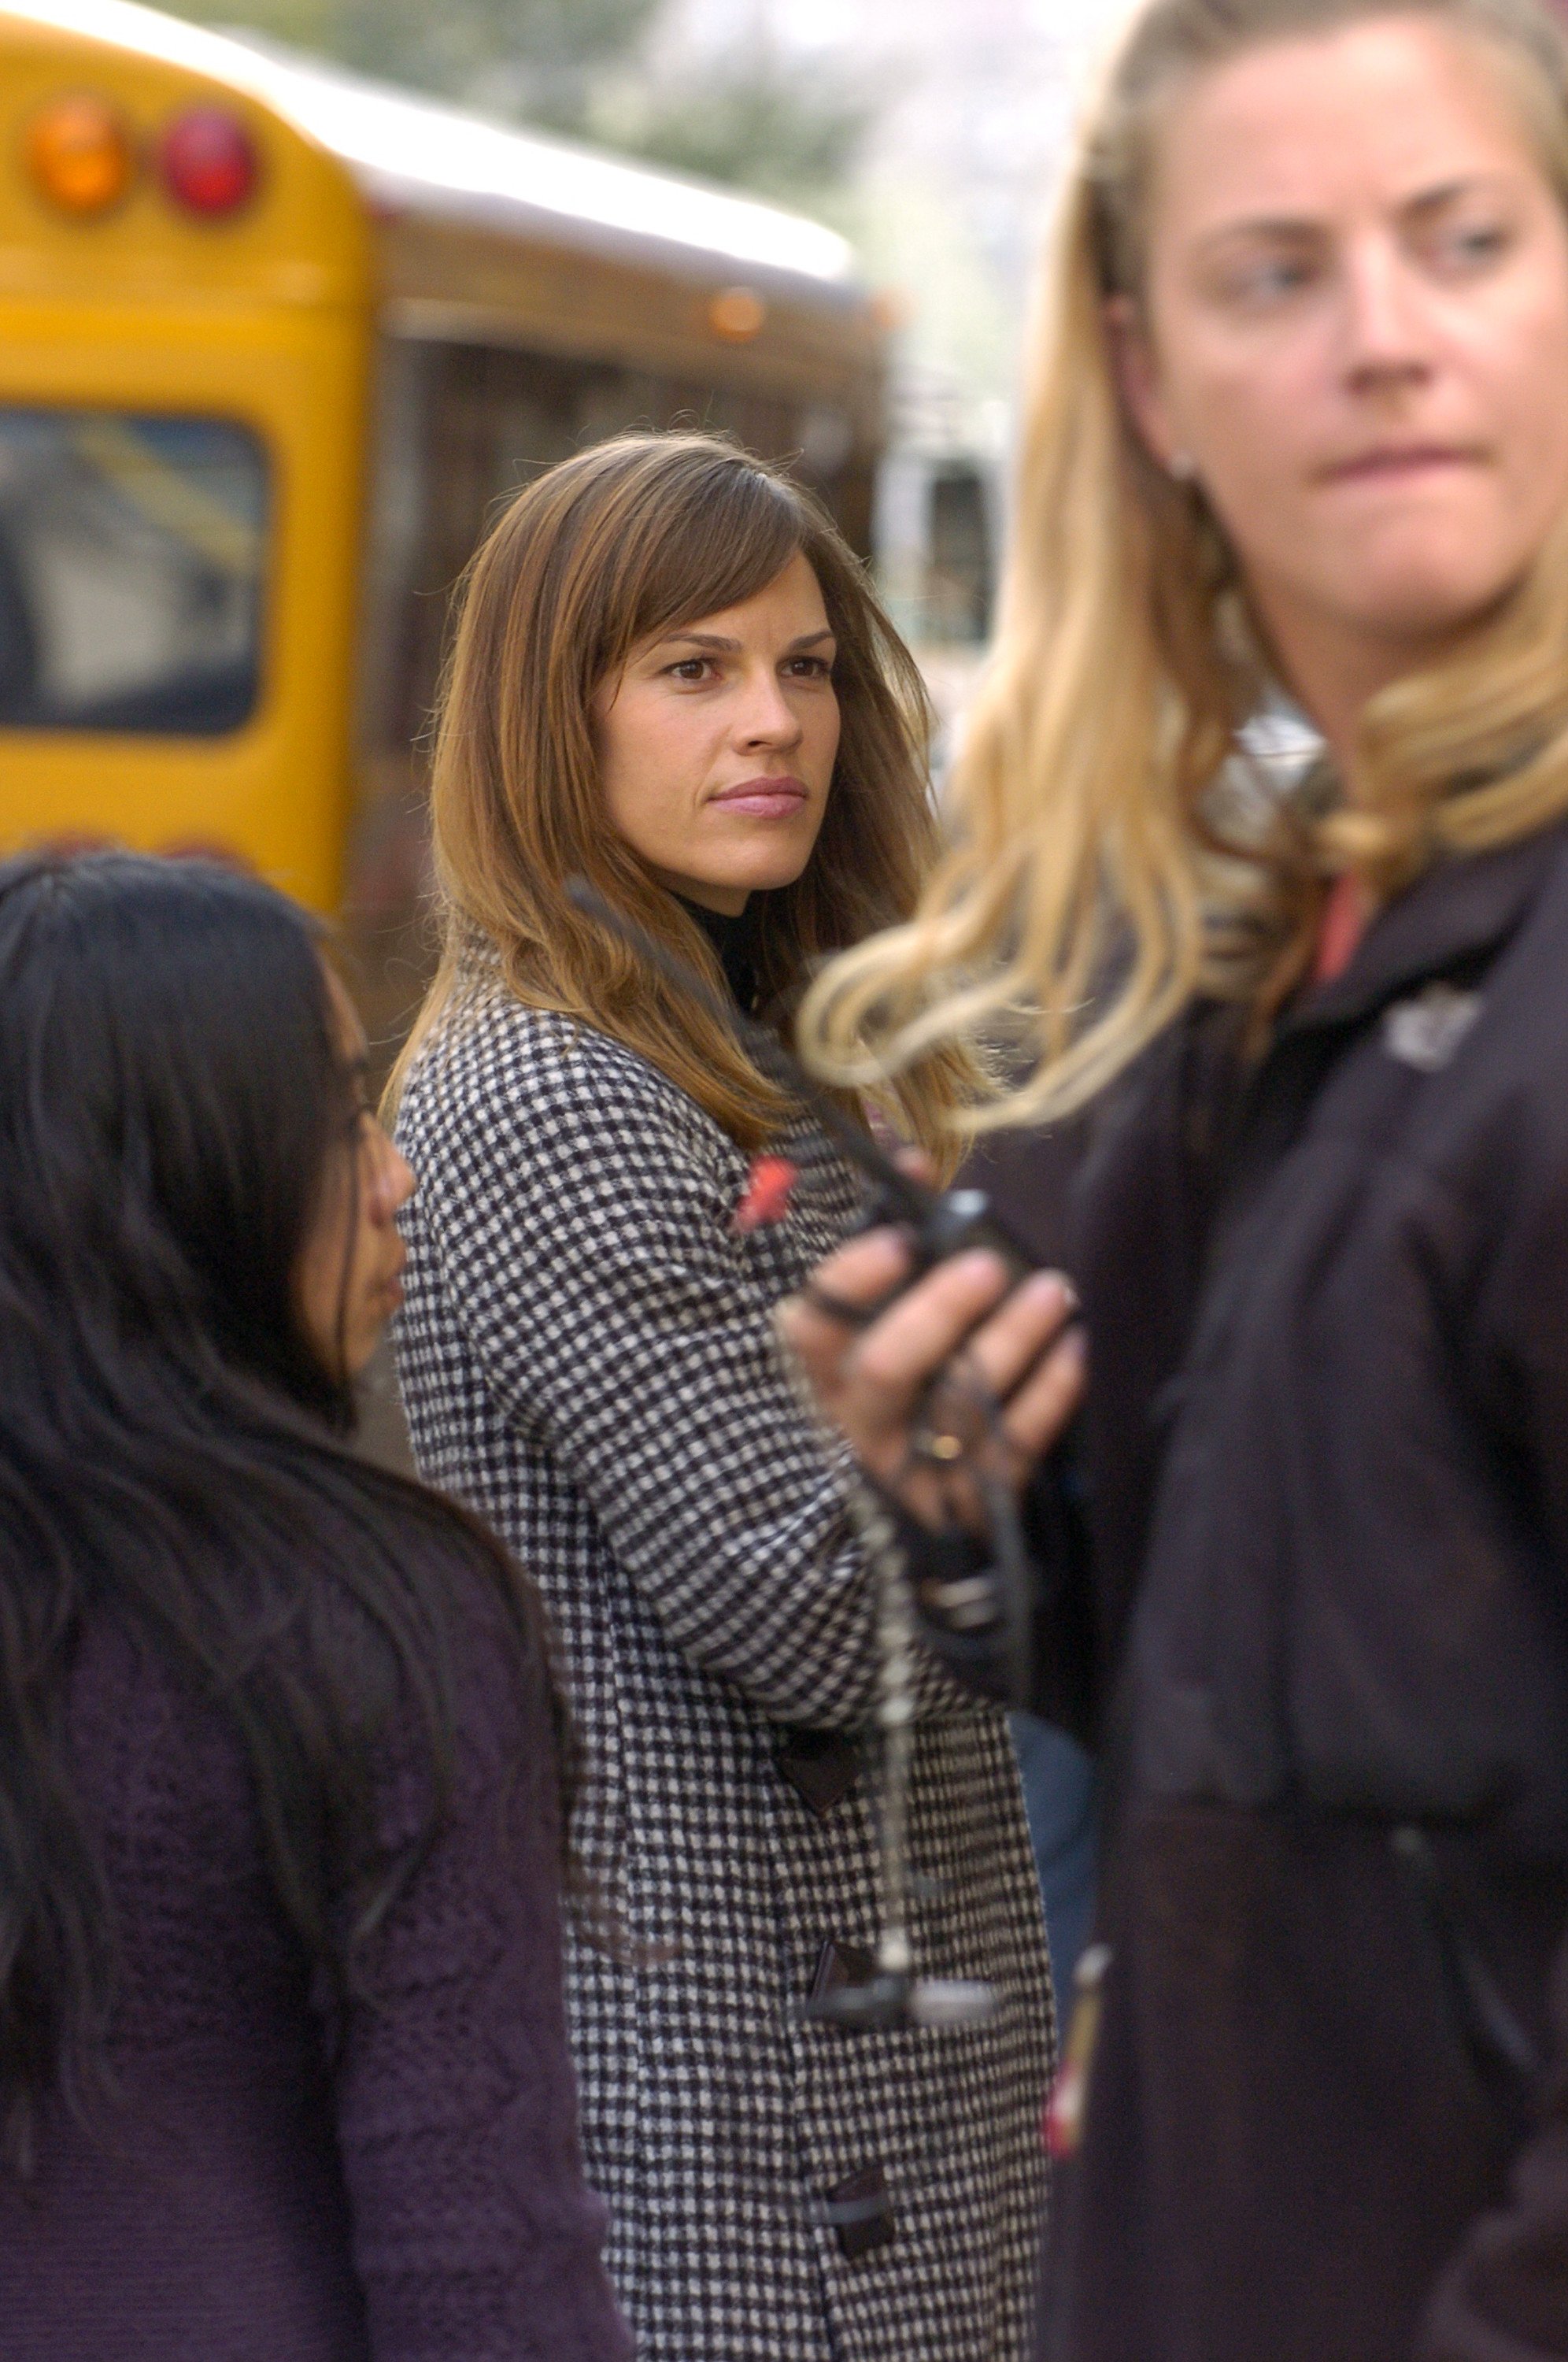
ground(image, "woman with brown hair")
xmin=784 ymin=0 xmax=1568 ymax=2353
xmin=390 ymin=433 xmax=1051 ymax=2362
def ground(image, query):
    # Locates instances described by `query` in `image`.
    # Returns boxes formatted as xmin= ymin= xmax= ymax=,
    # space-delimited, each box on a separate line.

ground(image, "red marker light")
xmin=158 ymin=107 xmax=258 ymax=217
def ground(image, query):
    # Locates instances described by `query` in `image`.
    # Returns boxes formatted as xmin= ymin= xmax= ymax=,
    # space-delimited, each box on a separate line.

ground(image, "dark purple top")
xmin=0 ymin=1570 xmax=632 ymax=2362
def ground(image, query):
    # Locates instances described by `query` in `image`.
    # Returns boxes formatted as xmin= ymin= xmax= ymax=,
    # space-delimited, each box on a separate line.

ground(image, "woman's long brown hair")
xmin=390 ymin=431 xmax=975 ymax=1167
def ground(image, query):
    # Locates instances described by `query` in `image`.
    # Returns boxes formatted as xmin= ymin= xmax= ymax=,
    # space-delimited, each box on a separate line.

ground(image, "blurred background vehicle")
xmin=0 ymin=0 xmax=886 ymax=1058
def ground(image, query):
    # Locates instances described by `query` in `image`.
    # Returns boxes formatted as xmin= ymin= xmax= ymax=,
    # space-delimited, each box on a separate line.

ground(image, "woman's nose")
xmin=1339 ymin=238 xmax=1433 ymax=388
xmin=372 ymin=1135 xmax=417 ymax=1218
xmin=736 ymin=671 xmax=804 ymax=747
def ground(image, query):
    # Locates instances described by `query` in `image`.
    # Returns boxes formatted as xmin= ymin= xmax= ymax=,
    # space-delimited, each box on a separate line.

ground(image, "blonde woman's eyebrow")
xmin=1193 ymin=214 xmax=1323 ymax=257
xmin=1400 ymin=172 xmax=1516 ymax=224
xmin=1196 ymin=172 xmax=1517 ymax=257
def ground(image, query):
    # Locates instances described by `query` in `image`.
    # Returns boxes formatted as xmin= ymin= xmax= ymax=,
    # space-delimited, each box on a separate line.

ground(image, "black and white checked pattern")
xmin=394 ymin=985 xmax=1053 ymax=2362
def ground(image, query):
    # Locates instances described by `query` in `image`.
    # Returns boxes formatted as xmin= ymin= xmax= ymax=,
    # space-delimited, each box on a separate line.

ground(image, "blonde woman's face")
xmin=594 ymin=550 xmax=840 ymax=916
xmin=1119 ymin=17 xmax=1568 ymax=689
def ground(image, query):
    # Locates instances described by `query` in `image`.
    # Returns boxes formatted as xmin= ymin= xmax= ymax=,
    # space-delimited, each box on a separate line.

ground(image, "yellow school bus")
xmin=0 ymin=0 xmax=885 ymax=1038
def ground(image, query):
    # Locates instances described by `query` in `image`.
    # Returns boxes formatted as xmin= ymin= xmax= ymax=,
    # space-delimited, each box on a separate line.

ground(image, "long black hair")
xmin=0 ymin=850 xmax=568 ymax=2175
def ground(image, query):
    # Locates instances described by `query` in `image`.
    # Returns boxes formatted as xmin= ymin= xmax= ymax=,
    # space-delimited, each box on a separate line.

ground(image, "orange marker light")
xmin=159 ymin=107 xmax=258 ymax=217
xmin=708 ymin=286 xmax=767 ymax=343
xmin=26 ymin=94 xmax=135 ymax=216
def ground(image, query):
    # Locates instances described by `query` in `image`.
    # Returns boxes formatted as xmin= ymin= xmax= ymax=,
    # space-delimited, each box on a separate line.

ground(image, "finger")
xmin=998 ymin=1326 xmax=1087 ymax=1461
xmin=950 ymin=1270 xmax=1079 ymax=1407
xmin=775 ymin=1290 xmax=852 ymax=1399
xmin=775 ymin=1227 xmax=912 ymax=1383
xmin=799 ymin=1226 xmax=915 ymax=1314
xmin=849 ymin=1249 xmax=1015 ymax=1414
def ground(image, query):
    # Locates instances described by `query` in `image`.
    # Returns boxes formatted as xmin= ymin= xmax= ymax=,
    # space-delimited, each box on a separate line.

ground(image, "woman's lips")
xmin=709 ymin=777 xmax=809 ymax=819
xmin=1322 ymin=445 xmax=1480 ymax=484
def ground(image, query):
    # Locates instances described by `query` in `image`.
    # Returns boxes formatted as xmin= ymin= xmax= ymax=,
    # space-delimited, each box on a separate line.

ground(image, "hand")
xmin=777 ymin=1227 xmax=1086 ymax=1531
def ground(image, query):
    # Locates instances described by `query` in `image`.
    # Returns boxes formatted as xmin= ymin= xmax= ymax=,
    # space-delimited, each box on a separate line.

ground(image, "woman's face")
xmin=294 ymin=968 xmax=416 ymax=1383
xmin=594 ymin=550 xmax=841 ymax=916
xmin=1118 ymin=17 xmax=1568 ymax=683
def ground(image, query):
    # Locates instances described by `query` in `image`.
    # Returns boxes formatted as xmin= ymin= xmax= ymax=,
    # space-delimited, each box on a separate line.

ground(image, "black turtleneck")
xmin=678 ymin=896 xmax=761 ymax=1015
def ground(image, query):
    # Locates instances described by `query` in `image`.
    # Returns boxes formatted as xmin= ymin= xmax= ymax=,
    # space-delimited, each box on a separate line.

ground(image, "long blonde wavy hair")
xmin=801 ymin=0 xmax=1568 ymax=1127
xmin=390 ymin=432 xmax=973 ymax=1165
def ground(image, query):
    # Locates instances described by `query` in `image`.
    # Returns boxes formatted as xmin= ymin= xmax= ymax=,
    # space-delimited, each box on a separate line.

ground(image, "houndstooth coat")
xmin=393 ymin=978 xmax=1053 ymax=2362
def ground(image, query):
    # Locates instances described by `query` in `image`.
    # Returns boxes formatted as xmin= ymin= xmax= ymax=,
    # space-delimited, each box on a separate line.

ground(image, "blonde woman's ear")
xmin=1103 ymin=292 xmax=1183 ymax=474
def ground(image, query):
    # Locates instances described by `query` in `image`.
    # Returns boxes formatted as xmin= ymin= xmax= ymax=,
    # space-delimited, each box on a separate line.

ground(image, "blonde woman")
xmin=784 ymin=0 xmax=1568 ymax=2355
xmin=389 ymin=435 xmax=1050 ymax=2362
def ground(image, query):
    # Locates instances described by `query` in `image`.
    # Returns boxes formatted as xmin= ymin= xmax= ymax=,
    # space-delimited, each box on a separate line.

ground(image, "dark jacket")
xmin=0 ymin=1568 xmax=631 ymax=2362
xmin=932 ymin=820 xmax=1568 ymax=2360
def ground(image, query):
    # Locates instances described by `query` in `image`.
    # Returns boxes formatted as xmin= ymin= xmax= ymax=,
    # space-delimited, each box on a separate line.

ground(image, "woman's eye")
xmin=786 ymin=656 xmax=833 ymax=679
xmin=1219 ymin=253 xmax=1315 ymax=306
xmin=667 ymin=657 xmax=714 ymax=683
xmin=1432 ymin=218 xmax=1511 ymax=272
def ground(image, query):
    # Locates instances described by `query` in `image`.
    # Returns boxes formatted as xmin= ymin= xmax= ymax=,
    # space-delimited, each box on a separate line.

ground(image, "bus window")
xmin=0 ymin=410 xmax=267 ymax=735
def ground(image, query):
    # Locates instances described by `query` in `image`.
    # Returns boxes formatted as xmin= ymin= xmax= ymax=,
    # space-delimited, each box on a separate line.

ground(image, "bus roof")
xmin=2 ymin=0 xmax=858 ymax=296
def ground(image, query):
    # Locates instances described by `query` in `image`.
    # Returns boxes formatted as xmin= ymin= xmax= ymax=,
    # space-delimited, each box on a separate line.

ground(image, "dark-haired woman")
xmin=391 ymin=434 xmax=1052 ymax=2362
xmin=0 ymin=851 xmax=630 ymax=2362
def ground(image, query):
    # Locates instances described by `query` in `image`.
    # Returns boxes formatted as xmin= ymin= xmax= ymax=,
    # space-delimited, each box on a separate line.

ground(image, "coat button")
xmin=824 ymin=2161 xmax=897 ymax=2258
xmin=808 ymin=1935 xmax=878 ymax=2011
xmin=775 ymin=1726 xmax=861 ymax=1816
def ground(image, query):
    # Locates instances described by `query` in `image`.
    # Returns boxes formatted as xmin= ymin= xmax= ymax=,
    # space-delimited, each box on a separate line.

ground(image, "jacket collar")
xmin=1278 ymin=818 xmax=1568 ymax=1039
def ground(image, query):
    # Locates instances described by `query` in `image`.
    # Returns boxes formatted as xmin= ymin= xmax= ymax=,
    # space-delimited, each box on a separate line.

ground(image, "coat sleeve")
xmin=327 ymin=1574 xmax=632 ymax=2362
xmin=402 ymin=1020 xmax=973 ymax=1731
xmin=1421 ymin=1121 xmax=1568 ymax=2360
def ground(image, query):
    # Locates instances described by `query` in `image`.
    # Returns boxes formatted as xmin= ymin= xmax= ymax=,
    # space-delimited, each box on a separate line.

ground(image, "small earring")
xmin=1169 ymin=450 xmax=1196 ymax=482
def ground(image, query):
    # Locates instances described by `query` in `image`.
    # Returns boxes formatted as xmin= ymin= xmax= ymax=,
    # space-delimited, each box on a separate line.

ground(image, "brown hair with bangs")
xmin=392 ymin=430 xmax=973 ymax=1164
